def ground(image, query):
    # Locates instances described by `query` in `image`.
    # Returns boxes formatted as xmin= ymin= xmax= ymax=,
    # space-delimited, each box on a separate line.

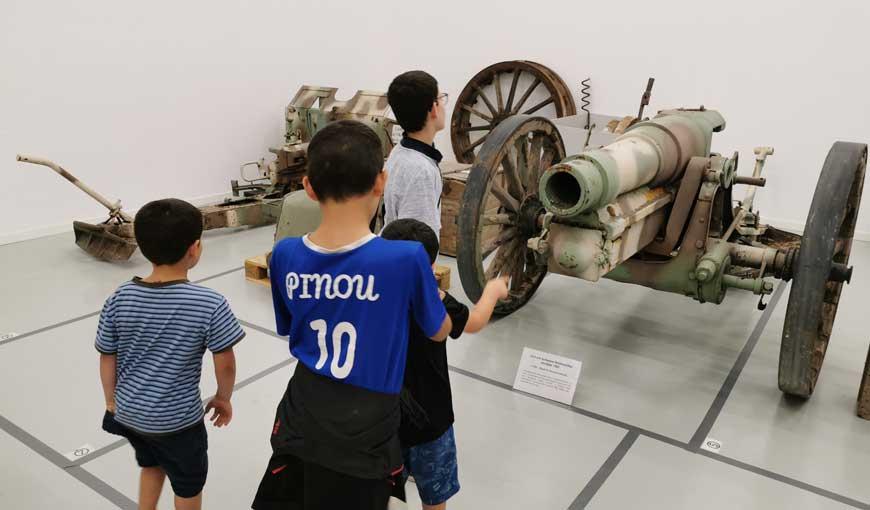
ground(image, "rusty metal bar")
xmin=16 ymin=154 xmax=133 ymax=222
xmin=734 ymin=176 xmax=767 ymax=187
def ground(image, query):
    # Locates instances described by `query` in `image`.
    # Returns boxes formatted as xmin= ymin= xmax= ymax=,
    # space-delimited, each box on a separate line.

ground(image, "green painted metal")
xmin=639 ymin=109 xmax=726 ymax=156
xmin=695 ymin=242 xmax=730 ymax=283
xmin=285 ymin=107 xmax=329 ymax=143
xmin=275 ymin=190 xmax=322 ymax=242
xmin=539 ymin=109 xmax=726 ymax=220
xmin=723 ymin=274 xmax=774 ymax=295
xmin=539 ymin=154 xmax=621 ymax=216
xmin=610 ymin=233 xmax=733 ymax=303
xmin=605 ymin=255 xmax=698 ymax=297
xmin=693 ymin=242 xmax=730 ymax=303
xmin=605 ymin=236 xmax=775 ymax=304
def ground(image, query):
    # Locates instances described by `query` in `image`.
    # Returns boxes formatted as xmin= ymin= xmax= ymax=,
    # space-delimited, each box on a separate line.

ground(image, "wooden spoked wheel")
xmin=779 ymin=142 xmax=867 ymax=397
xmin=450 ymin=61 xmax=575 ymax=164
xmin=457 ymin=115 xmax=566 ymax=315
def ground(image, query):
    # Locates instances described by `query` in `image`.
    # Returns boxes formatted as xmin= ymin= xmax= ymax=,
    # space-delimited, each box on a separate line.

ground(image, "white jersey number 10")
xmin=309 ymin=320 xmax=357 ymax=379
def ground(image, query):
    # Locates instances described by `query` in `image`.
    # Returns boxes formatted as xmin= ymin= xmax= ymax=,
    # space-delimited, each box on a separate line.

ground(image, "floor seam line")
xmin=238 ymin=319 xmax=288 ymax=342
xmin=698 ymin=451 xmax=870 ymax=510
xmin=0 ymin=414 xmax=137 ymax=509
xmin=688 ymin=283 xmax=787 ymax=450
xmin=73 ymin=356 xmax=298 ymax=467
xmin=193 ymin=266 xmax=244 ymax=284
xmin=0 ymin=266 xmax=245 ymax=349
xmin=70 ymin=438 xmax=128 ymax=467
xmin=49 ymin=308 xmax=870 ymax=510
xmin=446 ymin=362 xmax=868 ymax=509
xmin=446 ymin=364 xmax=686 ymax=448
xmin=0 ymin=311 xmax=101 ymax=348
xmin=568 ymin=430 xmax=639 ymax=509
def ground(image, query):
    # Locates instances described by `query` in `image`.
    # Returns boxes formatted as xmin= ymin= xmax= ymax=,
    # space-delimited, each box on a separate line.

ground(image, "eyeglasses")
xmin=436 ymin=93 xmax=449 ymax=106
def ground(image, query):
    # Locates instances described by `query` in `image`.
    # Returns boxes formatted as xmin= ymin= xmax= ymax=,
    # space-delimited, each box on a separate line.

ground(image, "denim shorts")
xmin=403 ymin=426 xmax=460 ymax=506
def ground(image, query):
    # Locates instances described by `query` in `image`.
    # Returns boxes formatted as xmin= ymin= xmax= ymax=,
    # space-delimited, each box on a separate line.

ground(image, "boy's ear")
xmin=302 ymin=176 xmax=319 ymax=201
xmin=373 ymin=169 xmax=387 ymax=196
xmin=187 ymin=239 xmax=202 ymax=258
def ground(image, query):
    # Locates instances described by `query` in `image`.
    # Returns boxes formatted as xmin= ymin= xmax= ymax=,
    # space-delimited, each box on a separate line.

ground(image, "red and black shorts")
xmin=252 ymin=453 xmax=404 ymax=510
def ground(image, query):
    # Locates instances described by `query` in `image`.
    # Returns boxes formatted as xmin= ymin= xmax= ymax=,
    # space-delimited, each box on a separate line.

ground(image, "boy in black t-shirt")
xmin=381 ymin=219 xmax=507 ymax=510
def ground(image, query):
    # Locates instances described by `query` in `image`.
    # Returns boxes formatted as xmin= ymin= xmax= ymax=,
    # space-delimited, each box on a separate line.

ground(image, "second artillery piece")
xmin=16 ymin=87 xmax=397 ymax=261
xmin=457 ymin=99 xmax=866 ymax=399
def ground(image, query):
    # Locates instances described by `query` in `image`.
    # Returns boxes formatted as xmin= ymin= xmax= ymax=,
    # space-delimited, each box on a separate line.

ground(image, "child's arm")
xmin=206 ymin=348 xmax=236 ymax=427
xmin=99 ymin=354 xmax=117 ymax=413
xmin=429 ymin=314 xmax=453 ymax=342
xmin=465 ymin=277 xmax=509 ymax=333
xmin=204 ymin=296 xmax=245 ymax=428
xmin=409 ymin=246 xmax=452 ymax=342
xmin=95 ymin=293 xmax=119 ymax=413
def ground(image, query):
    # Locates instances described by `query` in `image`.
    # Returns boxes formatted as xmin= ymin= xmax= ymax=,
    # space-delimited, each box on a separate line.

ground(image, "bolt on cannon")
xmin=456 ymin=84 xmax=866 ymax=399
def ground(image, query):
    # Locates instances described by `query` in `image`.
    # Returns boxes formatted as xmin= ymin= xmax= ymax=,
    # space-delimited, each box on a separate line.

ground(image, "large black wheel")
xmin=457 ymin=115 xmax=565 ymax=315
xmin=779 ymin=142 xmax=867 ymax=397
xmin=450 ymin=61 xmax=575 ymax=164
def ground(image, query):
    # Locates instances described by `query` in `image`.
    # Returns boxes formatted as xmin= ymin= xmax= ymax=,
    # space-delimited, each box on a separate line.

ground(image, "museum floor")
xmin=1 ymin=225 xmax=869 ymax=510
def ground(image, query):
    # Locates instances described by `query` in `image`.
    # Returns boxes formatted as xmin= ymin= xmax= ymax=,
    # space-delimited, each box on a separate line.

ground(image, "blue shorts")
xmin=403 ymin=426 xmax=460 ymax=506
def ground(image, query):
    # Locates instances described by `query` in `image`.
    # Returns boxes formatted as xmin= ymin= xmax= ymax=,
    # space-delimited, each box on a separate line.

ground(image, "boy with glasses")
xmin=384 ymin=70 xmax=449 ymax=235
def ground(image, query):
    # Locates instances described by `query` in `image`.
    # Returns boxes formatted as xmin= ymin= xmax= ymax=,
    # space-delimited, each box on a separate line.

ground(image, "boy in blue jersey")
xmin=382 ymin=219 xmax=507 ymax=510
xmin=97 ymin=199 xmax=244 ymax=510
xmin=252 ymin=120 xmax=452 ymax=510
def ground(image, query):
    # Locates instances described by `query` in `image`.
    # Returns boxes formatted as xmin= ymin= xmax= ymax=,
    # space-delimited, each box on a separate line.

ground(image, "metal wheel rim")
xmin=457 ymin=115 xmax=566 ymax=315
xmin=450 ymin=60 xmax=575 ymax=164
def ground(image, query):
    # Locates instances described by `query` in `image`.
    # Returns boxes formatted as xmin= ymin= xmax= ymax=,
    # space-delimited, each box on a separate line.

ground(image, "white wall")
xmin=2 ymin=0 xmax=869 ymax=244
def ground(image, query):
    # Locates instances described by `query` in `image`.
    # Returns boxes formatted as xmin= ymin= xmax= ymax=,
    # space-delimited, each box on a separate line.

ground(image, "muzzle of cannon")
xmin=539 ymin=109 xmax=725 ymax=218
xmin=535 ymin=108 xmax=731 ymax=283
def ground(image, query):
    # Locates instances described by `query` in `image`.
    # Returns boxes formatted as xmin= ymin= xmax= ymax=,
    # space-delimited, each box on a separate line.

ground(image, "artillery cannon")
xmin=455 ymin=83 xmax=866 ymax=398
xmin=235 ymin=87 xmax=397 ymax=198
xmin=16 ymin=86 xmax=396 ymax=261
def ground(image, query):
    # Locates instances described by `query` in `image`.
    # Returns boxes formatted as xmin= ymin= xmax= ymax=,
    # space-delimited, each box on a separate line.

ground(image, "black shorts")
xmin=251 ymin=453 xmax=405 ymax=510
xmin=102 ymin=411 xmax=208 ymax=498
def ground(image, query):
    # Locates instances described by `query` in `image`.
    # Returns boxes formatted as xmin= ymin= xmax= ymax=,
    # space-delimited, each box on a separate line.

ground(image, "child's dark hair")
xmin=381 ymin=219 xmax=439 ymax=264
xmin=388 ymin=71 xmax=438 ymax=133
xmin=134 ymin=198 xmax=203 ymax=265
xmin=307 ymin=120 xmax=383 ymax=202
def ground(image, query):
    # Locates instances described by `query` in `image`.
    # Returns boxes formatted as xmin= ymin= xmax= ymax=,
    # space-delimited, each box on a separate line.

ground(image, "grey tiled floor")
xmin=1 ymin=228 xmax=869 ymax=509
xmin=587 ymin=437 xmax=855 ymax=510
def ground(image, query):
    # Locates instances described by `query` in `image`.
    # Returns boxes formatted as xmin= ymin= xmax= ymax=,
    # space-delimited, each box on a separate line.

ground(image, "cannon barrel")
xmin=539 ymin=109 xmax=726 ymax=218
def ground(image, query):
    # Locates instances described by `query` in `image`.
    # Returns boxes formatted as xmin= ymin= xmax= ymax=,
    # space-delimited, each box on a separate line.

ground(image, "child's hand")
xmin=483 ymin=276 xmax=509 ymax=301
xmin=465 ymin=276 xmax=510 ymax=334
xmin=106 ymin=401 xmax=116 ymax=414
xmin=205 ymin=397 xmax=233 ymax=427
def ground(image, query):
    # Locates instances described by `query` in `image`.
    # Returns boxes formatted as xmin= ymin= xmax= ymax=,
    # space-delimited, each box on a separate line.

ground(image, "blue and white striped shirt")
xmin=95 ymin=278 xmax=245 ymax=434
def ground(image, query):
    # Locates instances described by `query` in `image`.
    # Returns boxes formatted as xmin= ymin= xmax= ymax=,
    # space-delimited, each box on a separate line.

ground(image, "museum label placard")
xmin=513 ymin=347 xmax=582 ymax=405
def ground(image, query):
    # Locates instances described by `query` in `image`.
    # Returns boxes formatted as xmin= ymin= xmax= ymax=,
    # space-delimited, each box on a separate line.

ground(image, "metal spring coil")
xmin=580 ymin=78 xmax=592 ymax=130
